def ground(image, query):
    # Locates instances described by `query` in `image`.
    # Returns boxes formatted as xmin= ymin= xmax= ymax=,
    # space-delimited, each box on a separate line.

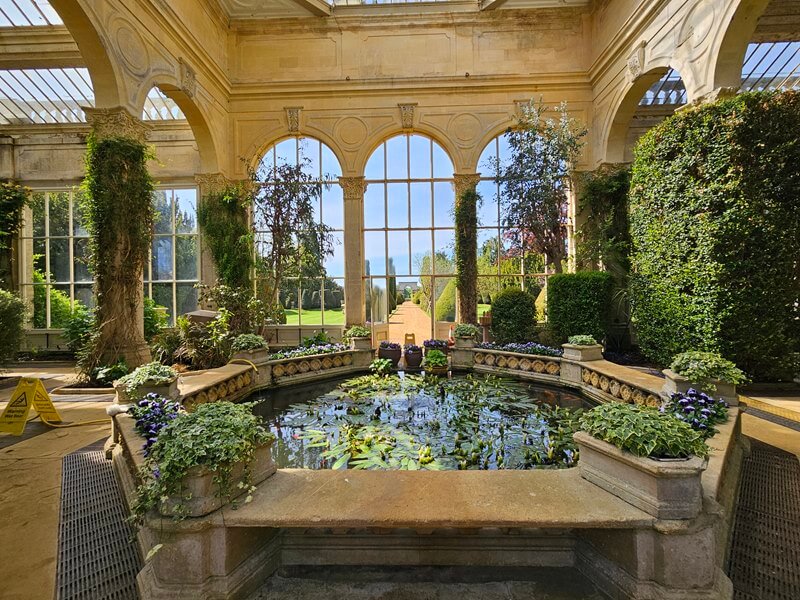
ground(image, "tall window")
xmin=146 ymin=188 xmax=200 ymax=325
xmin=363 ymin=134 xmax=454 ymax=337
xmin=477 ymin=135 xmax=547 ymax=316
xmin=255 ymin=137 xmax=344 ymax=326
xmin=20 ymin=187 xmax=200 ymax=329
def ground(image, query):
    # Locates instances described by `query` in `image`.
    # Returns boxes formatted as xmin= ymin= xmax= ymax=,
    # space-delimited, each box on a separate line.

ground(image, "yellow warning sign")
xmin=0 ymin=378 xmax=62 ymax=436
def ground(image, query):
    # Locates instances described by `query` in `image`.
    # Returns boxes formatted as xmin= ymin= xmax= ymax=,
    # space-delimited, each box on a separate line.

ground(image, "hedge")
xmin=629 ymin=91 xmax=800 ymax=380
xmin=546 ymin=271 xmax=613 ymax=343
xmin=490 ymin=287 xmax=537 ymax=344
xmin=435 ymin=278 xmax=456 ymax=322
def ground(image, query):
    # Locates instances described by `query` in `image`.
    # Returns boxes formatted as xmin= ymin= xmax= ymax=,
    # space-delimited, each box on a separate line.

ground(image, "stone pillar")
xmin=339 ymin=177 xmax=367 ymax=326
xmin=452 ymin=173 xmax=481 ymax=324
xmin=194 ymin=172 xmax=230 ymax=289
xmin=84 ymin=106 xmax=152 ymax=366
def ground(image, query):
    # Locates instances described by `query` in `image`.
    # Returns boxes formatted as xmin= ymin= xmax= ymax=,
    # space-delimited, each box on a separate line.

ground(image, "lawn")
xmin=478 ymin=303 xmax=491 ymax=317
xmin=284 ymin=307 xmax=344 ymax=326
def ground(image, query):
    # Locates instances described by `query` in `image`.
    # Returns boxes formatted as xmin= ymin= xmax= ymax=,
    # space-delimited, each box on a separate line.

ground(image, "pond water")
xmin=249 ymin=374 xmax=593 ymax=471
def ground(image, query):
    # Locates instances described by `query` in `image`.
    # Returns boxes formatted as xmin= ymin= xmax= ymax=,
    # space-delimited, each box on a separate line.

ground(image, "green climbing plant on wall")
xmin=0 ymin=181 xmax=29 ymax=290
xmin=455 ymin=188 xmax=479 ymax=324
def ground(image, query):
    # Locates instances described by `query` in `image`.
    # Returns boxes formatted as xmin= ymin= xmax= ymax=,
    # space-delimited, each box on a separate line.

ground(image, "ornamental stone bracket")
xmin=285 ymin=107 xmax=303 ymax=133
xmin=626 ymin=41 xmax=646 ymax=83
xmin=338 ymin=176 xmax=368 ymax=199
xmin=84 ymin=106 xmax=151 ymax=142
xmin=398 ymin=103 xmax=417 ymax=130
xmin=179 ymin=58 xmax=197 ymax=98
xmin=453 ymin=173 xmax=481 ymax=198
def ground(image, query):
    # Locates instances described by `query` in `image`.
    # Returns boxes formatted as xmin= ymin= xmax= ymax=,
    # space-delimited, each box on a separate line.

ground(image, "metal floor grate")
xmin=729 ymin=439 xmax=800 ymax=600
xmin=56 ymin=445 xmax=141 ymax=600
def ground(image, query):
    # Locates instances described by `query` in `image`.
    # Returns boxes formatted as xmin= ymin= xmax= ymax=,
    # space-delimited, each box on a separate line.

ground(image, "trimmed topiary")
xmin=546 ymin=271 xmax=613 ymax=343
xmin=490 ymin=287 xmax=537 ymax=344
xmin=629 ymin=91 xmax=800 ymax=380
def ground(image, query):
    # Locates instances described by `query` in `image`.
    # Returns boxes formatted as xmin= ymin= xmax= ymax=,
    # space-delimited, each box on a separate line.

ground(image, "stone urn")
xmin=404 ymin=349 xmax=423 ymax=369
xmin=662 ymin=369 xmax=738 ymax=406
xmin=115 ymin=376 xmax=179 ymax=403
xmin=159 ymin=439 xmax=277 ymax=518
xmin=573 ymin=431 xmax=706 ymax=520
xmin=562 ymin=343 xmax=604 ymax=362
xmin=349 ymin=336 xmax=372 ymax=352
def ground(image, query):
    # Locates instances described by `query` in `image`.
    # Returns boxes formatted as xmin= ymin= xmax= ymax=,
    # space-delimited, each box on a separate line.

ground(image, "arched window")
xmin=255 ymin=137 xmax=344 ymax=326
xmin=476 ymin=135 xmax=547 ymax=314
xmin=363 ymin=134 xmax=454 ymax=341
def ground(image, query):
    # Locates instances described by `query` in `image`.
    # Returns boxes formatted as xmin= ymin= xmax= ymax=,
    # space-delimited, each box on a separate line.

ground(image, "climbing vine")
xmin=455 ymin=188 xmax=479 ymax=324
xmin=80 ymin=135 xmax=155 ymax=374
xmin=0 ymin=181 xmax=29 ymax=290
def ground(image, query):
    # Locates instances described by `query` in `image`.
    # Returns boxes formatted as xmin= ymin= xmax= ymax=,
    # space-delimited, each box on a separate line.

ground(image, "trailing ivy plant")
xmin=80 ymin=136 xmax=155 ymax=374
xmin=0 ymin=181 xmax=29 ymax=290
xmin=455 ymin=188 xmax=479 ymax=324
xmin=117 ymin=362 xmax=177 ymax=396
xmin=231 ymin=333 xmax=268 ymax=353
xmin=454 ymin=323 xmax=481 ymax=339
xmin=568 ymin=335 xmax=597 ymax=346
xmin=669 ymin=351 xmax=748 ymax=387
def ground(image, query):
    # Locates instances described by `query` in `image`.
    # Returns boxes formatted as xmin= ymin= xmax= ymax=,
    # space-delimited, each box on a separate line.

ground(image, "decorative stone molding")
xmin=453 ymin=173 xmax=481 ymax=198
xmin=194 ymin=172 xmax=231 ymax=195
xmin=179 ymin=58 xmax=197 ymax=98
xmin=473 ymin=349 xmax=561 ymax=377
xmin=84 ymin=106 xmax=151 ymax=142
xmin=398 ymin=103 xmax=417 ymax=130
xmin=581 ymin=367 xmax=660 ymax=407
xmin=626 ymin=41 xmax=646 ymax=83
xmin=338 ymin=176 xmax=368 ymax=199
xmin=285 ymin=106 xmax=303 ymax=133
xmin=271 ymin=351 xmax=354 ymax=381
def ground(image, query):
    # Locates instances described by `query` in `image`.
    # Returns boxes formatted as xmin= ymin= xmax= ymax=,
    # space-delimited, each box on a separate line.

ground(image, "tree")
xmin=495 ymin=100 xmax=586 ymax=273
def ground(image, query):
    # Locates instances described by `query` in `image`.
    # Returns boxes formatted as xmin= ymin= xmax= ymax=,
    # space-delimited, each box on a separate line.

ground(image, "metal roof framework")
xmin=0 ymin=0 xmax=61 ymax=26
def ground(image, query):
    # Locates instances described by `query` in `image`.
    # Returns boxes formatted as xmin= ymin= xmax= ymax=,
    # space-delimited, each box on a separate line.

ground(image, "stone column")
xmin=194 ymin=172 xmax=230 ymax=290
xmin=339 ymin=177 xmax=367 ymax=326
xmin=452 ymin=173 xmax=481 ymax=324
xmin=84 ymin=106 xmax=152 ymax=366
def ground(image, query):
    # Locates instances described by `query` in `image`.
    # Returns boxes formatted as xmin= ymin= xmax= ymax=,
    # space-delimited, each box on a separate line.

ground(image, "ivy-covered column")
xmin=339 ymin=176 xmax=367 ymax=326
xmin=83 ymin=107 xmax=153 ymax=370
xmin=194 ymin=172 xmax=229 ymax=289
xmin=453 ymin=173 xmax=480 ymax=324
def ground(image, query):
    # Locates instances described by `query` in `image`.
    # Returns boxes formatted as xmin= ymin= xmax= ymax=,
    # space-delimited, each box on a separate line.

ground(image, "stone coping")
xmin=178 ymin=363 xmax=254 ymax=398
xmin=570 ymin=359 xmax=663 ymax=395
xmin=265 ymin=349 xmax=355 ymax=365
xmin=701 ymin=407 xmax=741 ymax=503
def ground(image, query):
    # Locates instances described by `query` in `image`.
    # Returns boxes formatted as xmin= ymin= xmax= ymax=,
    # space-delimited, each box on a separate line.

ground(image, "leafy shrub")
xmin=126 ymin=393 xmax=183 ymax=455
xmin=131 ymin=402 xmax=273 ymax=523
xmin=670 ymin=351 xmax=748 ymax=387
xmin=231 ymin=333 xmax=268 ymax=353
xmin=629 ymin=91 xmax=800 ymax=380
xmin=370 ymin=358 xmax=393 ymax=376
xmin=454 ymin=323 xmax=481 ymax=339
xmin=423 ymin=349 xmax=448 ymax=368
xmin=143 ymin=297 xmax=168 ymax=341
xmin=63 ymin=303 xmax=93 ymax=354
xmin=568 ymin=335 xmax=597 ymax=346
xmin=475 ymin=341 xmax=562 ymax=358
xmin=93 ymin=361 xmax=129 ymax=386
xmin=580 ymin=403 xmax=708 ymax=459
xmin=197 ymin=283 xmax=269 ymax=336
xmin=175 ymin=311 xmax=232 ymax=370
xmin=149 ymin=328 xmax=183 ymax=365
xmin=663 ymin=390 xmax=728 ymax=438
xmin=31 ymin=269 xmax=72 ymax=328
xmin=546 ymin=271 xmax=612 ymax=343
xmin=117 ymin=362 xmax=177 ymax=396
xmin=0 ymin=289 xmax=25 ymax=364
xmin=434 ymin=278 xmax=456 ymax=322
xmin=490 ymin=287 xmax=537 ymax=344
xmin=344 ymin=325 xmax=371 ymax=338
xmin=0 ymin=181 xmax=29 ymax=289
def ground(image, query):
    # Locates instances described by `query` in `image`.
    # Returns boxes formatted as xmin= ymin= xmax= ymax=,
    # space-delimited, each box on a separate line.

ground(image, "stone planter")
xmin=377 ymin=346 xmax=402 ymax=367
xmin=574 ymin=431 xmax=706 ymax=520
xmin=115 ymin=376 xmax=179 ymax=403
xmin=454 ymin=336 xmax=476 ymax=350
xmin=404 ymin=350 xmax=423 ymax=368
xmin=349 ymin=336 xmax=373 ymax=352
xmin=160 ymin=440 xmax=277 ymax=518
xmin=231 ymin=348 xmax=270 ymax=365
xmin=562 ymin=343 xmax=604 ymax=362
xmin=425 ymin=365 xmax=449 ymax=377
xmin=662 ymin=369 xmax=738 ymax=406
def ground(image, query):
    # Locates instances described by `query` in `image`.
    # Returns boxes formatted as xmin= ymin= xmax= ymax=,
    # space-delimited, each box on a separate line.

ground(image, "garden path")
xmin=387 ymin=301 xmax=434 ymax=345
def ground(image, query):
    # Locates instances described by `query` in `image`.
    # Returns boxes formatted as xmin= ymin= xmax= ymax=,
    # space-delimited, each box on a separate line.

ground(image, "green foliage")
xmin=423 ymin=349 xmax=448 ymax=368
xmin=197 ymin=283 xmax=269 ymax=335
xmin=494 ymin=100 xmax=587 ymax=273
xmin=629 ymin=91 xmax=800 ymax=380
xmin=455 ymin=189 xmax=479 ymax=323
xmin=454 ymin=323 xmax=481 ymax=339
xmin=344 ymin=325 xmax=371 ymax=338
xmin=370 ymin=358 xmax=393 ymax=376
xmin=93 ymin=360 xmax=129 ymax=386
xmin=0 ymin=289 xmax=25 ymax=364
xmin=0 ymin=181 xmax=29 ymax=289
xmin=547 ymin=271 xmax=613 ymax=343
xmin=568 ymin=335 xmax=597 ymax=346
xmin=580 ymin=403 xmax=708 ymax=459
xmin=117 ymin=362 xmax=177 ymax=397
xmin=149 ymin=328 xmax=184 ymax=366
xmin=31 ymin=269 xmax=72 ymax=328
xmin=670 ymin=351 xmax=748 ymax=387
xmin=81 ymin=135 xmax=154 ymax=372
xmin=197 ymin=182 xmax=253 ymax=289
xmin=143 ymin=297 xmax=168 ymax=341
xmin=131 ymin=402 xmax=273 ymax=523
xmin=301 ymin=330 xmax=333 ymax=347
xmin=231 ymin=333 xmax=268 ymax=353
xmin=434 ymin=278 xmax=456 ymax=322
xmin=176 ymin=311 xmax=232 ymax=370
xmin=63 ymin=303 xmax=94 ymax=354
xmin=490 ymin=287 xmax=537 ymax=344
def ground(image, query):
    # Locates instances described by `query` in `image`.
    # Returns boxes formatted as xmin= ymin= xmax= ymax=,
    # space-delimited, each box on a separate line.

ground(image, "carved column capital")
xmin=285 ymin=106 xmax=303 ymax=133
xmin=194 ymin=172 xmax=231 ymax=195
xmin=453 ymin=173 xmax=481 ymax=198
xmin=84 ymin=106 xmax=151 ymax=142
xmin=338 ymin=176 xmax=368 ymax=199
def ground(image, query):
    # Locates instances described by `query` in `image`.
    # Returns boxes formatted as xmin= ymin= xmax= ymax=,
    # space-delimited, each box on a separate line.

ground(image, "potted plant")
xmin=370 ymin=358 xmax=393 ymax=376
xmin=423 ymin=338 xmax=449 ymax=355
xmin=423 ymin=349 xmax=449 ymax=377
xmin=130 ymin=402 xmax=276 ymax=521
xmin=345 ymin=325 xmax=372 ymax=352
xmin=663 ymin=351 xmax=747 ymax=405
xmin=453 ymin=323 xmax=481 ymax=349
xmin=116 ymin=362 xmax=179 ymax=402
xmin=574 ymin=403 xmax=709 ymax=520
xmin=377 ymin=341 xmax=402 ymax=367
xmin=404 ymin=343 xmax=423 ymax=369
xmin=230 ymin=333 xmax=269 ymax=363
xmin=562 ymin=335 xmax=604 ymax=362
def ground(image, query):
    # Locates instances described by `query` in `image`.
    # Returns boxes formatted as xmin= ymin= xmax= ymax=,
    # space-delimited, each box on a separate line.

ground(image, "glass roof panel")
xmin=0 ymin=0 xmax=62 ymax=27
xmin=640 ymin=42 xmax=800 ymax=107
xmin=0 ymin=67 xmax=186 ymax=124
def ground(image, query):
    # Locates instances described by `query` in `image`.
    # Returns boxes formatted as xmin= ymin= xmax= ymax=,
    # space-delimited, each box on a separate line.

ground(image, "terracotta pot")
xmin=404 ymin=350 xmax=423 ymax=368
xmin=378 ymin=346 xmax=402 ymax=367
